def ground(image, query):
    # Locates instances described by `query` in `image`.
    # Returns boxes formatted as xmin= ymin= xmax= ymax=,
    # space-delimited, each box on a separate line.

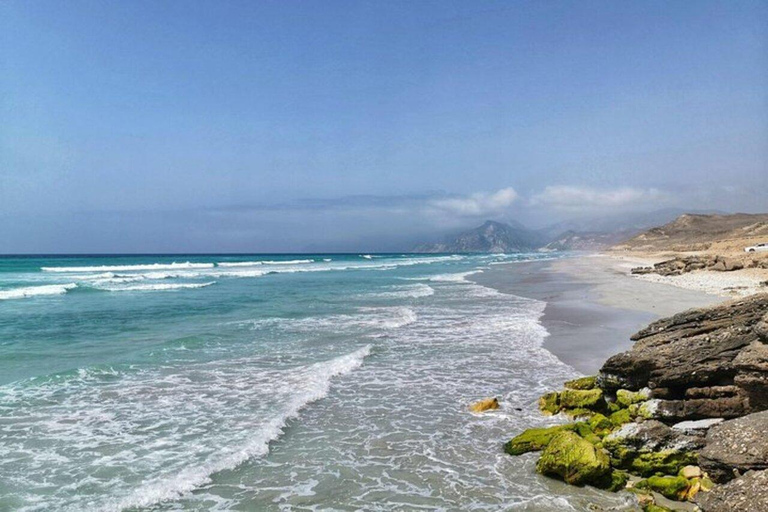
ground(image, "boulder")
xmin=635 ymin=475 xmax=690 ymax=500
xmin=469 ymin=397 xmax=499 ymax=413
xmin=698 ymin=410 xmax=768 ymax=483
xmin=538 ymin=388 xmax=606 ymax=416
xmin=564 ymin=375 xmax=597 ymax=390
xmin=535 ymin=431 xmax=612 ymax=487
xmin=504 ymin=423 xmax=577 ymax=455
xmin=696 ymin=469 xmax=768 ymax=512
xmin=602 ymin=420 xmax=703 ymax=477
xmin=599 ymin=294 xmax=768 ymax=422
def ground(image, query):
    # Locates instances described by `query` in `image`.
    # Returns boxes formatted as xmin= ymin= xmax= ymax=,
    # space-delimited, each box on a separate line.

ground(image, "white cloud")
xmin=530 ymin=185 xmax=671 ymax=212
xmin=427 ymin=187 xmax=518 ymax=217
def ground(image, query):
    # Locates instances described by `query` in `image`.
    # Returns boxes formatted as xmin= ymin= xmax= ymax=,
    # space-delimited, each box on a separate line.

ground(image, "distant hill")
xmin=613 ymin=213 xmax=768 ymax=252
xmin=413 ymin=220 xmax=548 ymax=253
xmin=541 ymin=230 xmax=637 ymax=252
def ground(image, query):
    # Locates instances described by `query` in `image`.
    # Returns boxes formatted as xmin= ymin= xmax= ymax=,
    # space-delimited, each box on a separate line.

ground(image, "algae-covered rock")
xmin=642 ymin=503 xmax=673 ymax=512
xmin=538 ymin=389 xmax=606 ymax=416
xmin=539 ymin=392 xmax=560 ymax=415
xmin=469 ymin=397 xmax=499 ymax=413
xmin=635 ymin=475 xmax=690 ymax=500
xmin=535 ymin=431 xmax=611 ymax=487
xmin=604 ymin=469 xmax=629 ymax=491
xmin=560 ymin=389 xmax=605 ymax=410
xmin=574 ymin=422 xmax=601 ymax=445
xmin=616 ymin=388 xmax=650 ymax=408
xmin=504 ymin=424 xmax=577 ymax=456
xmin=588 ymin=413 xmax=614 ymax=436
xmin=603 ymin=421 xmax=702 ymax=477
xmin=609 ymin=408 xmax=632 ymax=427
xmin=564 ymin=375 xmax=597 ymax=390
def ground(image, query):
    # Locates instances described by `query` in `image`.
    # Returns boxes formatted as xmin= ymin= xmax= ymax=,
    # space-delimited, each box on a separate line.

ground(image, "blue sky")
xmin=1 ymin=0 xmax=766 ymax=252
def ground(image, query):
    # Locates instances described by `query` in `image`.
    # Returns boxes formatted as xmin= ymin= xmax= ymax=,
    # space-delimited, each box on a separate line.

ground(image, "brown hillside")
xmin=612 ymin=213 xmax=768 ymax=253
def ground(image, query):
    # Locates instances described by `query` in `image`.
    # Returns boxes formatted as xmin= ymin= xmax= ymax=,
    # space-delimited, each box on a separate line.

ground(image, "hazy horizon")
xmin=2 ymin=1 xmax=767 ymax=253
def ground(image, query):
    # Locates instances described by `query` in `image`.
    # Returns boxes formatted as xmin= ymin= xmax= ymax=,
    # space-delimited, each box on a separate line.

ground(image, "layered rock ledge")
xmin=599 ymin=293 xmax=768 ymax=422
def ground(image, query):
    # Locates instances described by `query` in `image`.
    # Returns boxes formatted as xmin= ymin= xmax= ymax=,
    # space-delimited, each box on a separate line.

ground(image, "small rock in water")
xmin=469 ymin=397 xmax=499 ymax=413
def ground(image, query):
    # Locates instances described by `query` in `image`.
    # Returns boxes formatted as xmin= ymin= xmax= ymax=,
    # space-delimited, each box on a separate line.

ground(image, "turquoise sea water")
xmin=0 ymin=253 xmax=635 ymax=511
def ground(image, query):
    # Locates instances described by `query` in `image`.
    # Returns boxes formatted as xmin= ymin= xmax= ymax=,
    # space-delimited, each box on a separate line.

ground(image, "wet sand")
xmin=472 ymin=255 xmax=722 ymax=375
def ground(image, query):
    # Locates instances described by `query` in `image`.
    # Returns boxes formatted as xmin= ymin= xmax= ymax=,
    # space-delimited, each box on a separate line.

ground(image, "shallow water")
xmin=0 ymin=254 xmax=637 ymax=511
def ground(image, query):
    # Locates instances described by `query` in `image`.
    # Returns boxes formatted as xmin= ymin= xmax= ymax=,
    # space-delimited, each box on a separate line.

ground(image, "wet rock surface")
xmin=599 ymin=294 xmax=768 ymax=422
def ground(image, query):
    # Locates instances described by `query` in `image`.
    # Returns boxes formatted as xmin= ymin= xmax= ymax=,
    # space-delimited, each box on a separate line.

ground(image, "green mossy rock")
xmin=588 ymin=413 xmax=613 ymax=436
xmin=607 ymin=401 xmax=622 ymax=414
xmin=564 ymin=376 xmax=597 ymax=390
xmin=574 ymin=422 xmax=601 ymax=445
xmin=642 ymin=504 xmax=673 ymax=512
xmin=504 ymin=424 xmax=577 ymax=456
xmin=538 ymin=389 xmax=606 ymax=416
xmin=535 ymin=431 xmax=611 ymax=487
xmin=560 ymin=389 xmax=604 ymax=411
xmin=616 ymin=389 xmax=650 ymax=408
xmin=538 ymin=392 xmax=561 ymax=415
xmin=609 ymin=408 xmax=632 ymax=427
xmin=602 ymin=469 xmax=629 ymax=492
xmin=635 ymin=475 xmax=690 ymax=500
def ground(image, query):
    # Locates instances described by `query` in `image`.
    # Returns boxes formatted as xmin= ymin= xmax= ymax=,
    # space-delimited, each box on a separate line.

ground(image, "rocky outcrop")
xmin=698 ymin=411 xmax=768 ymax=483
xmin=696 ymin=470 xmax=768 ymax=512
xmin=631 ymin=255 xmax=768 ymax=277
xmin=599 ymin=294 xmax=768 ymax=422
xmin=535 ymin=431 xmax=616 ymax=488
xmin=602 ymin=420 xmax=703 ymax=477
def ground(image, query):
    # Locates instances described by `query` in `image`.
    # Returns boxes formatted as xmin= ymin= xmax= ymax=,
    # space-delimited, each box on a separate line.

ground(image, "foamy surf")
xmin=0 ymin=283 xmax=77 ymax=300
xmin=103 ymin=345 xmax=371 ymax=512
xmin=98 ymin=282 xmax=216 ymax=292
xmin=41 ymin=262 xmax=215 ymax=272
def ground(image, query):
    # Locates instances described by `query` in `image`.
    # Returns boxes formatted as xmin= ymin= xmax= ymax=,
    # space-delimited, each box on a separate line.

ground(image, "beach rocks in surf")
xmin=698 ymin=410 xmax=768 ymax=483
xmin=535 ymin=431 xmax=613 ymax=487
xmin=599 ymin=293 xmax=768 ymax=422
xmin=469 ymin=397 xmax=499 ymax=413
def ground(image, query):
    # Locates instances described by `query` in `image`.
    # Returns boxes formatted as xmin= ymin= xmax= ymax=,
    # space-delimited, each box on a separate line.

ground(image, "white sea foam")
xmin=0 ymin=283 xmax=78 ymax=300
xmin=371 ymin=283 xmax=435 ymax=299
xmin=360 ymin=254 xmax=373 ymax=259
xmin=41 ymin=262 xmax=215 ymax=273
xmin=99 ymin=282 xmax=216 ymax=292
xmin=427 ymin=270 xmax=483 ymax=282
xmin=102 ymin=345 xmax=372 ymax=511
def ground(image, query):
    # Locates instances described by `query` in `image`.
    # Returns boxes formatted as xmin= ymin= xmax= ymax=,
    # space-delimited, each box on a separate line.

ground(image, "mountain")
xmin=613 ymin=213 xmax=768 ymax=252
xmin=413 ymin=220 xmax=548 ymax=253
xmin=541 ymin=230 xmax=637 ymax=252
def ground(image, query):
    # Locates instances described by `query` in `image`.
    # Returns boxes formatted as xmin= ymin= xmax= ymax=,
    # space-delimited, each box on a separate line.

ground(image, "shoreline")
xmin=471 ymin=254 xmax=721 ymax=374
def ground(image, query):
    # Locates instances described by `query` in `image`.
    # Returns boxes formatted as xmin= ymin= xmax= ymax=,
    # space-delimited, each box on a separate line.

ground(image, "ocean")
xmin=0 ymin=254 xmax=635 ymax=511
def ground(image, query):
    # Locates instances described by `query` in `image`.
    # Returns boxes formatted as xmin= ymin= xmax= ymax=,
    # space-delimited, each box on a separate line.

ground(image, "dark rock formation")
xmin=413 ymin=220 xmax=548 ymax=253
xmin=697 ymin=469 xmax=768 ymax=512
xmin=698 ymin=411 xmax=768 ymax=483
xmin=599 ymin=294 xmax=768 ymax=422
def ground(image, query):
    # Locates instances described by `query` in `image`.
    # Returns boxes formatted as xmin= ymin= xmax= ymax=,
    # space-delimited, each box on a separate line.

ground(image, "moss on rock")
xmin=538 ymin=392 xmax=561 ymax=415
xmin=616 ymin=388 xmax=650 ymax=408
xmin=588 ymin=413 xmax=613 ymax=436
xmin=504 ymin=424 xmax=578 ymax=456
xmin=609 ymin=408 xmax=632 ymax=427
xmin=635 ymin=475 xmax=690 ymax=500
xmin=535 ymin=431 xmax=611 ymax=487
xmin=564 ymin=376 xmax=597 ymax=390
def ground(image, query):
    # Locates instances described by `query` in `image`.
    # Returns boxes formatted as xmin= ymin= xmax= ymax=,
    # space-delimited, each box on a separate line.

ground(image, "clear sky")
xmin=1 ymin=0 xmax=767 ymax=253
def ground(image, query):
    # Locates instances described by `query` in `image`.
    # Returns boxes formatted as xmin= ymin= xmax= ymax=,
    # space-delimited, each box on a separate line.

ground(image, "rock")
xmin=680 ymin=465 xmax=702 ymax=479
xmin=698 ymin=410 xmax=768 ymax=483
xmin=635 ymin=475 xmax=690 ymax=500
xmin=564 ymin=375 xmax=597 ymax=390
xmin=469 ymin=397 xmax=499 ymax=413
xmin=538 ymin=388 xmax=606 ymax=416
xmin=504 ymin=423 xmax=577 ymax=455
xmin=696 ymin=469 xmax=768 ymax=512
xmin=603 ymin=421 xmax=703 ymax=477
xmin=599 ymin=294 xmax=768 ymax=422
xmin=617 ymin=388 xmax=651 ymax=407
xmin=671 ymin=418 xmax=724 ymax=436
xmin=535 ymin=431 xmax=612 ymax=487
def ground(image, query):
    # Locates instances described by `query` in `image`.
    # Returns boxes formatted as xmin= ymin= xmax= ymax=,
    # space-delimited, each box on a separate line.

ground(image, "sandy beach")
xmin=473 ymin=254 xmax=723 ymax=374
